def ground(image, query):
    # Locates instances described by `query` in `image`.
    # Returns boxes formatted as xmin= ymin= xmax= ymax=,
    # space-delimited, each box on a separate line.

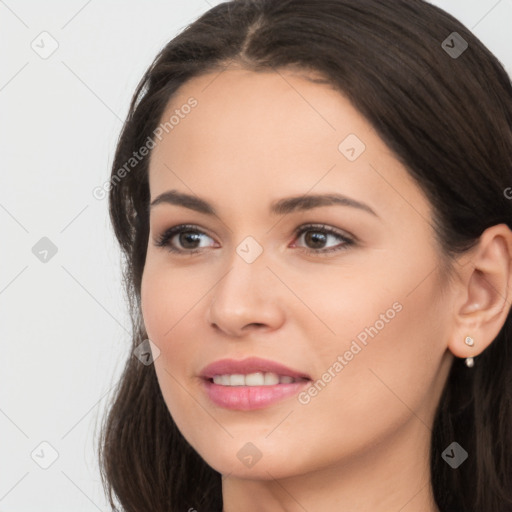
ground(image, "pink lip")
xmin=201 ymin=379 xmax=311 ymax=410
xmin=199 ymin=357 xmax=311 ymax=380
xmin=199 ymin=357 xmax=312 ymax=411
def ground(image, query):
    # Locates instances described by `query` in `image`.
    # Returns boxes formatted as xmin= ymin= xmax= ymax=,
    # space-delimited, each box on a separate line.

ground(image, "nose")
xmin=206 ymin=251 xmax=286 ymax=338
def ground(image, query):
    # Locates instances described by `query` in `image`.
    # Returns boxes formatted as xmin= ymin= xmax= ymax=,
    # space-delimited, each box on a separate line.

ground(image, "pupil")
xmin=306 ymin=231 xmax=326 ymax=248
xmin=180 ymin=231 xmax=200 ymax=249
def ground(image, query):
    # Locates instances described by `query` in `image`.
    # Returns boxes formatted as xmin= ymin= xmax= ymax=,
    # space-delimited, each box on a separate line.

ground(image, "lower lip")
xmin=201 ymin=378 xmax=311 ymax=410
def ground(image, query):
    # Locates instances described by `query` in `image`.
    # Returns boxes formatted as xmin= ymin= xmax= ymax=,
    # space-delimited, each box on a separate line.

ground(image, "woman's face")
xmin=141 ymin=67 xmax=455 ymax=479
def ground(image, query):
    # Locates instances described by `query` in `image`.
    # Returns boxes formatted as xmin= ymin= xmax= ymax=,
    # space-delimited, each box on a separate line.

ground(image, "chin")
xmin=192 ymin=440 xmax=308 ymax=480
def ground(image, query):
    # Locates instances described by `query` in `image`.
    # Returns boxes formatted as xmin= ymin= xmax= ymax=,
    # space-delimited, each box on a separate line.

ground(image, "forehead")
xmin=153 ymin=68 xmax=371 ymax=160
xmin=148 ymin=68 xmax=432 ymax=225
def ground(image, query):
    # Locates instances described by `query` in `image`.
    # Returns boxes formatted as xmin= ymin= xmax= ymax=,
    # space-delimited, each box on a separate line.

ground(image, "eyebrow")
xmin=149 ymin=189 xmax=379 ymax=218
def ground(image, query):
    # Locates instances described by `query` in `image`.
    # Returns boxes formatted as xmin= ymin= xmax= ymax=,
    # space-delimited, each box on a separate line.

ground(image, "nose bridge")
xmin=215 ymin=234 xmax=268 ymax=303
xmin=235 ymin=234 xmax=265 ymax=266
xmin=207 ymin=234 xmax=283 ymax=333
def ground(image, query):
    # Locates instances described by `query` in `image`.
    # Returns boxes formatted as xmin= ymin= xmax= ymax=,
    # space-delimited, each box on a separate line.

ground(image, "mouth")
xmin=199 ymin=357 xmax=312 ymax=410
xmin=199 ymin=356 xmax=312 ymax=383
xmin=206 ymin=372 xmax=310 ymax=386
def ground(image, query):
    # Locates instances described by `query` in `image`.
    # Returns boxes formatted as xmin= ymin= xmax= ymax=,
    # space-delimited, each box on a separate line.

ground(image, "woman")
xmin=98 ymin=1 xmax=512 ymax=510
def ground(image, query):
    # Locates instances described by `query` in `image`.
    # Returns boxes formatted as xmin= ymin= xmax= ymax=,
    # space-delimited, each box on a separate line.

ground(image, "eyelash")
xmin=154 ymin=223 xmax=355 ymax=256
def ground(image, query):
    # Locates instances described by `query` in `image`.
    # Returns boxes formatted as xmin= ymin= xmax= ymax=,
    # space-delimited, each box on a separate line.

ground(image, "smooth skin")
xmin=140 ymin=64 xmax=512 ymax=512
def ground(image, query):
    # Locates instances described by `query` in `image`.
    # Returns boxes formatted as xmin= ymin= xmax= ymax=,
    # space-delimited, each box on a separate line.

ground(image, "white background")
xmin=1 ymin=1 xmax=511 ymax=510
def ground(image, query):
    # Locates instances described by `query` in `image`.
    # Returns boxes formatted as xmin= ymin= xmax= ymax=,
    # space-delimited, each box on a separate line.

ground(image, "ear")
xmin=447 ymin=223 xmax=512 ymax=360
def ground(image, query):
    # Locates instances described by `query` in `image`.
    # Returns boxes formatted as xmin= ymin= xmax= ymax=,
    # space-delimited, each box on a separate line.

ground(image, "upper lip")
xmin=200 ymin=357 xmax=311 ymax=380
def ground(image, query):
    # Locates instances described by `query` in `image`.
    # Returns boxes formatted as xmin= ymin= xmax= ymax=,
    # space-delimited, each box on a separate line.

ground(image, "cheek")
xmin=140 ymin=266 xmax=167 ymax=342
xmin=140 ymin=260 xmax=200 ymax=341
xmin=140 ymin=264 xmax=202 ymax=427
xmin=296 ymin=263 xmax=446 ymax=433
xmin=140 ymin=261 xmax=214 ymax=397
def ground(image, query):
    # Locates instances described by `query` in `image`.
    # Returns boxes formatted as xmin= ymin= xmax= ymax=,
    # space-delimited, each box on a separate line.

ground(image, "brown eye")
xmin=177 ymin=231 xmax=202 ymax=250
xmin=155 ymin=225 xmax=216 ymax=254
xmin=293 ymin=224 xmax=354 ymax=254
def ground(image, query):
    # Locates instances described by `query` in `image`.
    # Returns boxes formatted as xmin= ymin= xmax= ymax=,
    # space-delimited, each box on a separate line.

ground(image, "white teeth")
xmin=245 ymin=372 xmax=265 ymax=386
xmin=230 ymin=374 xmax=246 ymax=386
xmin=211 ymin=372 xmax=300 ymax=386
xmin=264 ymin=372 xmax=279 ymax=385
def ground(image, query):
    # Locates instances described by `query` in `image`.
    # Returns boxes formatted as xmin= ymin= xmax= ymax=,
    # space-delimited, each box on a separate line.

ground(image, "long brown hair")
xmin=98 ymin=1 xmax=512 ymax=510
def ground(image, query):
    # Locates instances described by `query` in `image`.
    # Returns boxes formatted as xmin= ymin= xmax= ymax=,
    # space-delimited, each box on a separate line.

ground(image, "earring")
xmin=464 ymin=336 xmax=474 ymax=367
